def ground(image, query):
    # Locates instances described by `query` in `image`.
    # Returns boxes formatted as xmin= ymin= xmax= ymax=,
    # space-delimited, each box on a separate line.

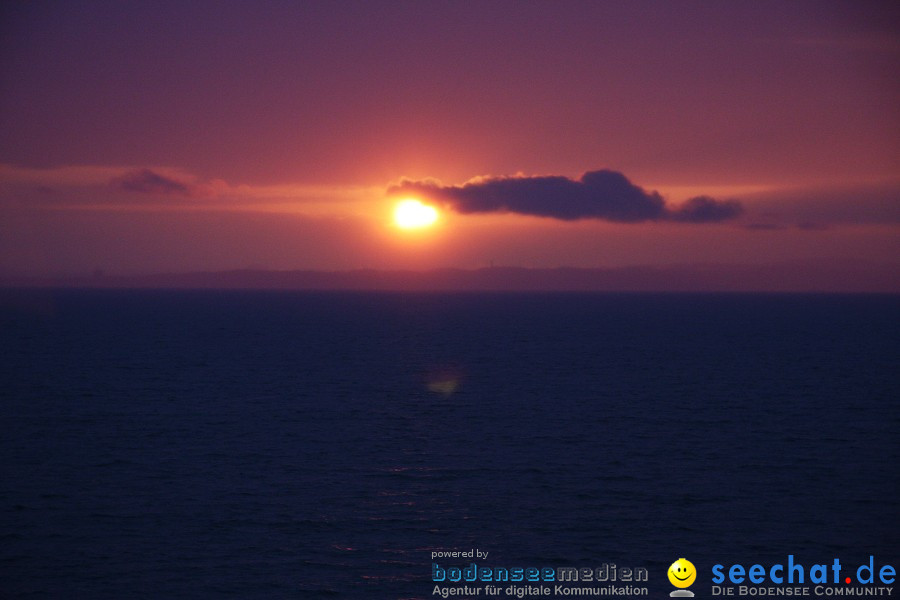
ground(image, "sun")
xmin=393 ymin=199 xmax=439 ymax=229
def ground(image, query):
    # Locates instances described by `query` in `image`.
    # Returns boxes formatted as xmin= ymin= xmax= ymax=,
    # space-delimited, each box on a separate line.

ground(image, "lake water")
xmin=1 ymin=290 xmax=897 ymax=598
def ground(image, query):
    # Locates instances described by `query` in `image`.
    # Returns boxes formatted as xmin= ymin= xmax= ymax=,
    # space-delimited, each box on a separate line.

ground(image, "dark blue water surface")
xmin=1 ymin=290 xmax=898 ymax=598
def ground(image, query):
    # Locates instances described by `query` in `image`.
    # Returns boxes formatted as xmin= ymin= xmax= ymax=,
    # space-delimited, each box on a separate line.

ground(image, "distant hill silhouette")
xmin=1 ymin=264 xmax=896 ymax=293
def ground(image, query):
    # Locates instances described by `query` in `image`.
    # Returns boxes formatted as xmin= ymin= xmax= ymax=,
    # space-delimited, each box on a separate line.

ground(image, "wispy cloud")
xmin=113 ymin=168 xmax=204 ymax=197
xmin=0 ymin=163 xmax=378 ymax=214
xmin=737 ymin=182 xmax=900 ymax=229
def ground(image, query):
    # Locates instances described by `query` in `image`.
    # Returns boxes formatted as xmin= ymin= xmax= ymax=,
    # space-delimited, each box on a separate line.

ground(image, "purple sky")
xmin=1 ymin=1 xmax=897 ymax=288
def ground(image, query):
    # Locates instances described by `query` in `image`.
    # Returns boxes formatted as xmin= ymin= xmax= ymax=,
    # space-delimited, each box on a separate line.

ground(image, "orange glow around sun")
xmin=393 ymin=199 xmax=439 ymax=229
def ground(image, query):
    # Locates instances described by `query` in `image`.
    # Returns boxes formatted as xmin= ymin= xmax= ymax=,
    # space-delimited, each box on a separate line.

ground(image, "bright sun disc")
xmin=394 ymin=199 xmax=438 ymax=229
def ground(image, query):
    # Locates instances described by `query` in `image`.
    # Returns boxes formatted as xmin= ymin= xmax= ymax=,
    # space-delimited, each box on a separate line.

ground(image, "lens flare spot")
xmin=426 ymin=367 xmax=463 ymax=396
xmin=427 ymin=379 xmax=459 ymax=396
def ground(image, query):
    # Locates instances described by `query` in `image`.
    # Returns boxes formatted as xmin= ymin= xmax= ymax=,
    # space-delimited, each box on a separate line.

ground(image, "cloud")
xmin=745 ymin=222 xmax=788 ymax=231
xmin=0 ymin=163 xmax=380 ymax=216
xmin=738 ymin=183 xmax=900 ymax=226
xmin=669 ymin=195 xmax=743 ymax=223
xmin=113 ymin=168 xmax=201 ymax=197
xmin=388 ymin=169 xmax=743 ymax=223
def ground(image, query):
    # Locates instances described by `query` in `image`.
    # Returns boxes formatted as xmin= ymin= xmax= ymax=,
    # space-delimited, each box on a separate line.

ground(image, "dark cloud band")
xmin=389 ymin=169 xmax=742 ymax=223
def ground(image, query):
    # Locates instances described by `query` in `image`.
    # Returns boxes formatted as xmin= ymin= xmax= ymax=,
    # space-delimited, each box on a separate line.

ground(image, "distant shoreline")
xmin=1 ymin=265 xmax=896 ymax=293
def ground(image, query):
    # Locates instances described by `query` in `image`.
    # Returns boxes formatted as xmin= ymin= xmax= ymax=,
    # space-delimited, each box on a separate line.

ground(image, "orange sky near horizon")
xmin=0 ymin=2 xmax=897 ymax=288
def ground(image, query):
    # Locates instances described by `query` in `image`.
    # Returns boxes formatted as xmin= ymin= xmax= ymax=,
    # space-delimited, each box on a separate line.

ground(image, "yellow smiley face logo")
xmin=668 ymin=558 xmax=696 ymax=588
